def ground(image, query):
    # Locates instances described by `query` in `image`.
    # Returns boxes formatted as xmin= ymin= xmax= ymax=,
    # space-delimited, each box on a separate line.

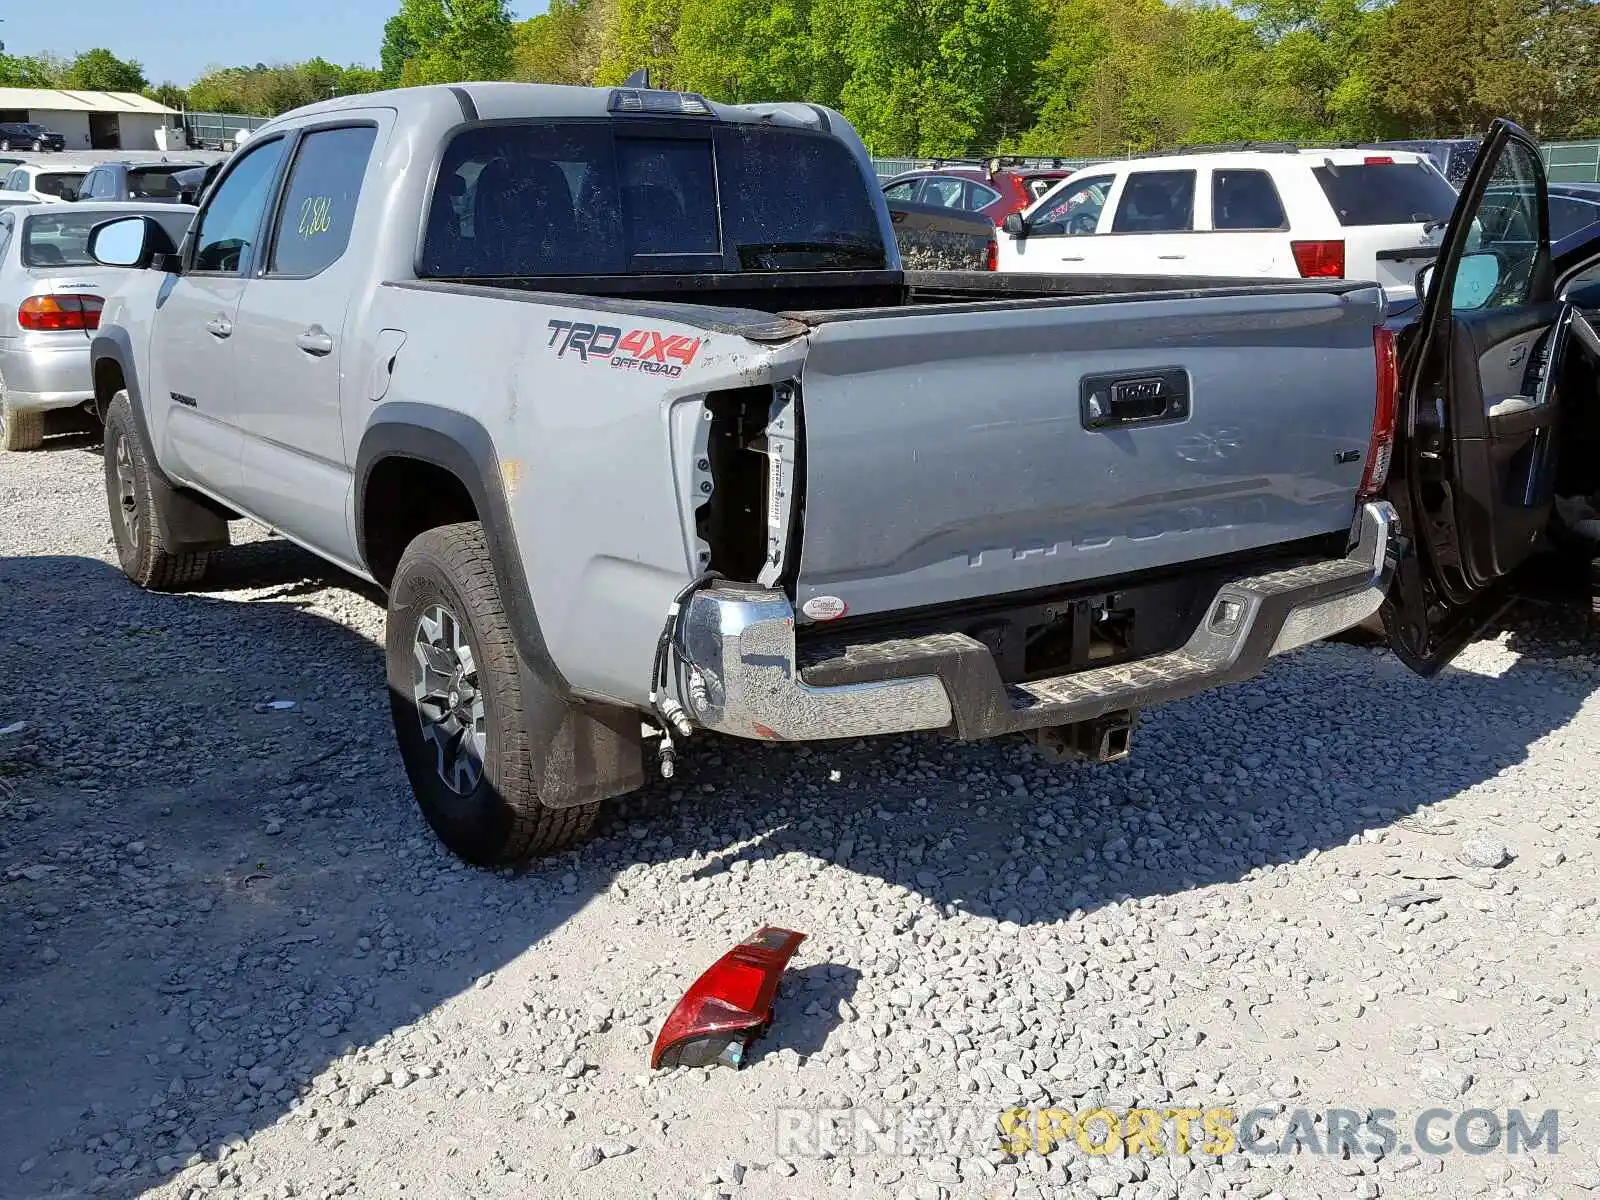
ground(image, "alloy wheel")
xmin=411 ymin=603 xmax=487 ymax=794
xmin=112 ymin=430 xmax=141 ymax=550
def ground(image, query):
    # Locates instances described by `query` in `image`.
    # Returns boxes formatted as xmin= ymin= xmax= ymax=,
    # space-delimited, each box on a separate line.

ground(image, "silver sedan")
xmin=0 ymin=201 xmax=194 ymax=450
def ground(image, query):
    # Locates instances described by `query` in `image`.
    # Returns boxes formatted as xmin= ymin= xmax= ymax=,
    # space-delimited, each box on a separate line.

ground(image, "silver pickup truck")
xmin=83 ymin=92 xmax=1590 ymax=866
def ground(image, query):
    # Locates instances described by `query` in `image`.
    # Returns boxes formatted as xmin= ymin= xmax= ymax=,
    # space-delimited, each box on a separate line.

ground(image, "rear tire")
xmin=386 ymin=521 xmax=599 ymax=865
xmin=0 ymin=140 xmax=11 ymax=152
xmin=102 ymin=391 xmax=210 ymax=590
xmin=0 ymin=396 xmax=43 ymax=451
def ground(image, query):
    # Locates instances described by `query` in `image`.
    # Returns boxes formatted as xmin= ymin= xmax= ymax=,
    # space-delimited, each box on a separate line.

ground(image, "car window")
xmin=0 ymin=214 xmax=13 ymax=263
xmin=192 ymin=137 xmax=289 ymax=274
xmin=1211 ymin=169 xmax=1287 ymax=230
xmin=20 ymin=210 xmax=147 ymax=268
xmin=1112 ymin=170 xmax=1196 ymax=233
xmin=618 ymin=138 xmax=720 ymax=254
xmin=1548 ymin=195 xmax=1600 ymax=243
xmin=883 ymin=181 xmax=918 ymax=202
xmin=1030 ymin=174 xmax=1114 ymax=236
xmin=421 ymin=121 xmax=884 ymax=277
xmin=1313 ymin=160 xmax=1458 ymax=227
xmin=34 ymin=173 xmax=83 ymax=201
xmin=267 ymin=126 xmax=377 ymax=276
xmin=921 ymin=177 xmax=967 ymax=209
xmin=3 ymin=169 xmax=23 ymax=192
xmin=1024 ymin=176 xmax=1061 ymax=200
xmin=1444 ymin=138 xmax=1542 ymax=312
xmin=128 ymin=167 xmax=190 ymax=200
xmin=967 ymin=181 xmax=1001 ymax=209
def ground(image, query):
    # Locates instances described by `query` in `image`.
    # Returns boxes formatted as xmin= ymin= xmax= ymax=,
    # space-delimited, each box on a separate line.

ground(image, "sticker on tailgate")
xmin=546 ymin=319 xmax=702 ymax=378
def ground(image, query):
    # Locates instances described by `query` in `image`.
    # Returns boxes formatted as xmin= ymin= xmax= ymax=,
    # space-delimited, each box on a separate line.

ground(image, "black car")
xmin=77 ymin=160 xmax=207 ymax=204
xmin=0 ymin=122 xmax=66 ymax=152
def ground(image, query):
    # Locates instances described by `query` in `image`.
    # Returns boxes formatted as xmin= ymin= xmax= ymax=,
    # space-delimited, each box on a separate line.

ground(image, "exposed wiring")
xmin=646 ymin=572 xmax=719 ymax=772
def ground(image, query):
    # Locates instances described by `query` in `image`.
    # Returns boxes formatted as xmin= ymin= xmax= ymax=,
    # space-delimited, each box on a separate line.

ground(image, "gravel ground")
xmin=2 ymin=437 xmax=1598 ymax=1200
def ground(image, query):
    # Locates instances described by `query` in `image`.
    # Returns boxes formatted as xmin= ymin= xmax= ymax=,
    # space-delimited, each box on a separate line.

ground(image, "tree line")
xmin=3 ymin=0 xmax=1596 ymax=158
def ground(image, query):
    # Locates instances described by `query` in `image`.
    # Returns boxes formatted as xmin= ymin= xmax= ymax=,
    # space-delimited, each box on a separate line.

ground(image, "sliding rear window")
xmin=1312 ymin=161 xmax=1459 ymax=227
xmin=420 ymin=119 xmax=887 ymax=277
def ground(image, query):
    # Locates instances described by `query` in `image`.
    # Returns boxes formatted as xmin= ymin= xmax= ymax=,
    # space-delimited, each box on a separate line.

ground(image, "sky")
xmin=3 ymin=0 xmax=543 ymax=88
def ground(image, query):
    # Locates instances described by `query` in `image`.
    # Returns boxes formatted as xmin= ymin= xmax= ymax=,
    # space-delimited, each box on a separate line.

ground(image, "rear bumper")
xmin=677 ymin=501 xmax=1398 ymax=742
xmin=0 ymin=344 xmax=93 ymax=411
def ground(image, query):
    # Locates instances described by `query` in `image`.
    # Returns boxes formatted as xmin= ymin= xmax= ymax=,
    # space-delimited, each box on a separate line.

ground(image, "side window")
xmin=883 ymin=181 xmax=918 ymax=202
xmin=267 ymin=126 xmax=378 ymax=277
xmin=966 ymin=182 xmax=1001 ymax=210
xmin=921 ymin=177 xmax=966 ymax=209
xmin=2 ymin=169 xmax=21 ymax=192
xmin=1449 ymin=140 xmax=1543 ymax=312
xmin=191 ymin=137 xmax=289 ymax=275
xmin=0 ymin=215 xmax=13 ymax=262
xmin=1211 ymin=169 xmax=1287 ymax=231
xmin=1112 ymin=170 xmax=1196 ymax=233
xmin=1030 ymin=174 xmax=1115 ymax=236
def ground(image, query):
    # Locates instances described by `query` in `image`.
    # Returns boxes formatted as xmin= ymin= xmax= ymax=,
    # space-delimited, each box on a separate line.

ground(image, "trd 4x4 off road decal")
xmin=547 ymin=319 xmax=702 ymax=378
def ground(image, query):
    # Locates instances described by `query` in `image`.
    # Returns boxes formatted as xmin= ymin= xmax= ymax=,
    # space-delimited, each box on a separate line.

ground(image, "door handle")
xmin=1080 ymin=368 xmax=1190 ymax=431
xmin=204 ymin=316 xmax=232 ymax=338
xmin=1061 ymin=255 xmax=1086 ymax=262
xmin=295 ymin=326 xmax=334 ymax=356
xmin=1157 ymin=254 xmax=1186 ymax=260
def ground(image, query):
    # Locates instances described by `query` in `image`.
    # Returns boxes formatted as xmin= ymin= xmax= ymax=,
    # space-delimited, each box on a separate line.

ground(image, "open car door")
xmin=1382 ymin=119 xmax=1565 ymax=672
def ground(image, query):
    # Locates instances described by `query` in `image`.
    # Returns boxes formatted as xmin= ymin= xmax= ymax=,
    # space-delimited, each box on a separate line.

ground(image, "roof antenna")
xmin=623 ymin=68 xmax=650 ymax=88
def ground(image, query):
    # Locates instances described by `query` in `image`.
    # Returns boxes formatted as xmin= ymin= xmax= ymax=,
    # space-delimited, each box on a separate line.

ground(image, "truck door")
xmin=150 ymin=134 xmax=291 ymax=494
xmin=229 ymin=119 xmax=384 ymax=566
xmin=1382 ymin=119 xmax=1564 ymax=671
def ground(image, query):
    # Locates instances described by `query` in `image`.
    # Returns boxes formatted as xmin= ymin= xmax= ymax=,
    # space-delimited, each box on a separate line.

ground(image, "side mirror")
xmin=88 ymin=216 xmax=154 ymax=268
xmin=1002 ymin=211 xmax=1027 ymax=238
xmin=1452 ymin=252 xmax=1500 ymax=309
xmin=60 ymin=188 xmax=77 ymax=202
xmin=1415 ymin=262 xmax=1435 ymax=299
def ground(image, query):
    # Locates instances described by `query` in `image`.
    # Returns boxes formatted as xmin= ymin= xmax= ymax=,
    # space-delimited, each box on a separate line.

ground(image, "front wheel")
xmin=102 ymin=391 xmax=209 ymax=589
xmin=31 ymin=139 xmax=42 ymax=151
xmin=386 ymin=522 xmax=599 ymax=865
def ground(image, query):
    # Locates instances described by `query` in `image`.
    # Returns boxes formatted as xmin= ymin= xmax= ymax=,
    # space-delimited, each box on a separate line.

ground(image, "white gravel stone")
xmin=3 ymin=445 xmax=1599 ymax=1200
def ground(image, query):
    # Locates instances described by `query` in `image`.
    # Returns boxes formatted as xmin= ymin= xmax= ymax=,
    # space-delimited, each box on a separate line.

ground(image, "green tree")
xmin=513 ymin=0 xmax=613 ymax=85
xmin=147 ymin=82 xmax=189 ymax=110
xmin=381 ymin=13 xmax=419 ymax=86
xmin=399 ymin=0 xmax=516 ymax=84
xmin=596 ymin=0 xmax=682 ymax=85
xmin=62 ymin=47 xmax=147 ymax=92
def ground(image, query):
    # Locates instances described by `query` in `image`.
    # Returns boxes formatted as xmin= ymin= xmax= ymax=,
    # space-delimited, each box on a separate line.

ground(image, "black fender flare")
xmin=356 ymin=403 xmax=643 ymax=808
xmin=90 ymin=330 xmax=232 ymax=554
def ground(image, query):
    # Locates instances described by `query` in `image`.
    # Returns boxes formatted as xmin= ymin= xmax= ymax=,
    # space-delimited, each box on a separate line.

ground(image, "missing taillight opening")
xmin=19 ymin=293 xmax=103 ymax=332
xmin=694 ymin=383 xmax=798 ymax=585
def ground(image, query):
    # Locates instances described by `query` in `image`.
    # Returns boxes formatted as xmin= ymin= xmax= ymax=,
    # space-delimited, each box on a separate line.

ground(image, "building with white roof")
xmin=0 ymin=88 xmax=181 ymax=151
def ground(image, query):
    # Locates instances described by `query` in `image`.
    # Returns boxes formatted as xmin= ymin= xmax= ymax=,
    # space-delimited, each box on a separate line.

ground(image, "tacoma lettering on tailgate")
xmin=546 ymin=319 xmax=702 ymax=378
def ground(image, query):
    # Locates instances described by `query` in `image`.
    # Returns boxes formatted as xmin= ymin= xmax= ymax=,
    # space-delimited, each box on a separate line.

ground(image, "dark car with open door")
xmin=1381 ymin=118 xmax=1600 ymax=664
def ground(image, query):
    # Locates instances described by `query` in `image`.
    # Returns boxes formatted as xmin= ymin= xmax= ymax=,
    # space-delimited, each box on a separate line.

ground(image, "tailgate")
xmin=792 ymin=287 xmax=1385 ymax=620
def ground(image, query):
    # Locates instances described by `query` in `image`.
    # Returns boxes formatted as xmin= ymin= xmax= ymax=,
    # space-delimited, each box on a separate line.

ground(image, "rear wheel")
xmin=0 ymin=395 xmax=43 ymax=452
xmin=0 ymin=140 xmax=11 ymax=152
xmin=102 ymin=391 xmax=210 ymax=589
xmin=31 ymin=139 xmax=42 ymax=151
xmin=386 ymin=522 xmax=599 ymax=865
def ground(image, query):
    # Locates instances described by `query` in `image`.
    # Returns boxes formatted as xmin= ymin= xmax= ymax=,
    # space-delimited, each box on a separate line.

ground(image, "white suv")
xmin=996 ymin=147 xmax=1460 ymax=298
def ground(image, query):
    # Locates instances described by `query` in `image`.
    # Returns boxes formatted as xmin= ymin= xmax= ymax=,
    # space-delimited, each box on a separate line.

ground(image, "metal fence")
xmin=871 ymin=155 xmax=1099 ymax=179
xmin=1542 ymin=141 xmax=1600 ymax=183
xmin=180 ymin=111 xmax=272 ymax=151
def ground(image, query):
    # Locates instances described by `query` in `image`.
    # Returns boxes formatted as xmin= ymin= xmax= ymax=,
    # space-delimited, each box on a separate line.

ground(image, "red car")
xmin=882 ymin=159 xmax=1080 ymax=226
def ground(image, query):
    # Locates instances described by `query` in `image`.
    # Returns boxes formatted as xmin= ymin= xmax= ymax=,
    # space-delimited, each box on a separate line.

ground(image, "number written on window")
xmin=268 ymin=126 xmax=377 ymax=276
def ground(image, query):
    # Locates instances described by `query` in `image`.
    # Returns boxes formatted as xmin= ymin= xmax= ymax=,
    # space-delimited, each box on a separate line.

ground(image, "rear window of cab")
xmin=420 ymin=119 xmax=887 ymax=277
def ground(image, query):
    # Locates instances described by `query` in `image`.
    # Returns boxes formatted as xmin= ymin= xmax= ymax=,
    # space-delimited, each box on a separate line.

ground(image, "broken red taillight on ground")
xmin=651 ymin=927 xmax=806 ymax=1070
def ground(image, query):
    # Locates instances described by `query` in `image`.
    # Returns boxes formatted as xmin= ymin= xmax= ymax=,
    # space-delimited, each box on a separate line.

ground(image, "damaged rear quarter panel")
xmin=374 ymin=282 xmax=808 ymax=706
